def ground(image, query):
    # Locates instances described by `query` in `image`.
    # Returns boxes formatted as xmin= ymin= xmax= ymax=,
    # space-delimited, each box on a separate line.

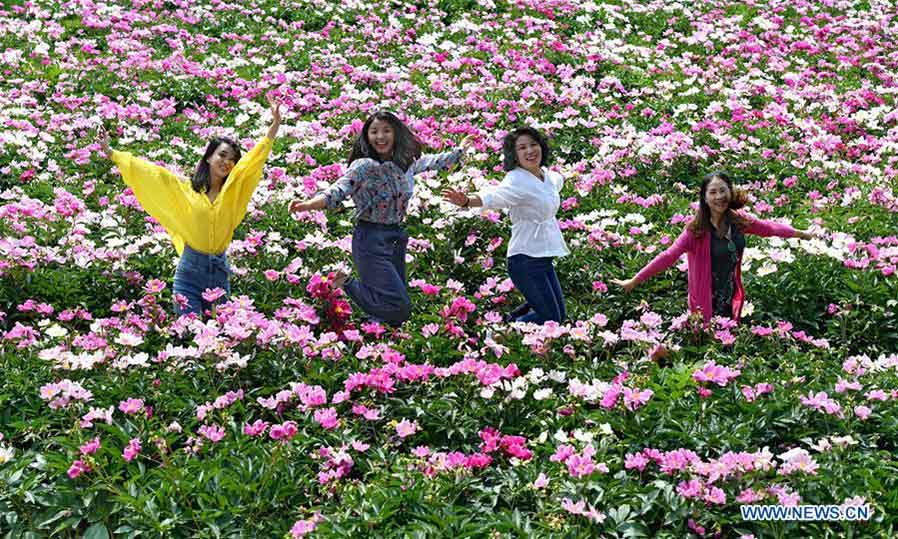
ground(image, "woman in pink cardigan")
xmin=612 ymin=171 xmax=817 ymax=325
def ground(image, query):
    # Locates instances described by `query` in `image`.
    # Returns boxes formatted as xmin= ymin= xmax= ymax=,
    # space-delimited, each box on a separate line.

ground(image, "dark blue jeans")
xmin=173 ymin=244 xmax=230 ymax=317
xmin=507 ymin=254 xmax=566 ymax=324
xmin=343 ymin=221 xmax=411 ymax=327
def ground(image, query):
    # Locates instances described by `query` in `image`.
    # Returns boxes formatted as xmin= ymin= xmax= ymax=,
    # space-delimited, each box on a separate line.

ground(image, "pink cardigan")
xmin=633 ymin=212 xmax=798 ymax=325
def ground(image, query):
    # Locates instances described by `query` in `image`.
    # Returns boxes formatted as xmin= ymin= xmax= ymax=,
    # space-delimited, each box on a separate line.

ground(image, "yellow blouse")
xmin=111 ymin=137 xmax=272 ymax=256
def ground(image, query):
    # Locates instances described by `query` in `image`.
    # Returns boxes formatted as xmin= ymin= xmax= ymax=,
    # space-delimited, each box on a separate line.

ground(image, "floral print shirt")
xmin=322 ymin=149 xmax=463 ymax=224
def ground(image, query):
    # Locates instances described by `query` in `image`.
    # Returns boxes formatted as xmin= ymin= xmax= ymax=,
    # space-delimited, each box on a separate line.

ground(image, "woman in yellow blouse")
xmin=97 ymin=96 xmax=281 ymax=317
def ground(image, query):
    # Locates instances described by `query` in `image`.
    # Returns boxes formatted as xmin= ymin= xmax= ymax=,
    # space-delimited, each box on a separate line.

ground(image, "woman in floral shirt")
xmin=291 ymin=110 xmax=468 ymax=326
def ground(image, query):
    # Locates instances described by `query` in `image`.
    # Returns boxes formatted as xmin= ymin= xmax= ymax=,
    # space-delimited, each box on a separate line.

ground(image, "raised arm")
xmin=98 ymin=127 xmax=193 ymax=238
xmin=220 ymin=136 xmax=273 ymax=213
xmin=407 ymin=135 xmax=473 ymax=176
xmin=408 ymin=149 xmax=463 ymax=176
xmin=221 ymin=96 xmax=281 ymax=208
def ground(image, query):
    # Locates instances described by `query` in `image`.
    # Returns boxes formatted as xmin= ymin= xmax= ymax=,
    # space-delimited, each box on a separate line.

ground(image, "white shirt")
xmin=480 ymin=167 xmax=570 ymax=259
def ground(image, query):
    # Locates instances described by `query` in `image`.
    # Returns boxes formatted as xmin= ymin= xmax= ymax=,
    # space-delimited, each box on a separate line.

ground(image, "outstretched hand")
xmin=441 ymin=188 xmax=468 ymax=207
xmin=610 ymin=278 xmax=637 ymax=293
xmin=290 ymin=200 xmax=309 ymax=214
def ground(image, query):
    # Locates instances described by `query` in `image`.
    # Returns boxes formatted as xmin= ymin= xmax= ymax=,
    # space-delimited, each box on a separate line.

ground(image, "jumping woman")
xmin=289 ymin=110 xmax=469 ymax=327
xmin=97 ymin=96 xmax=281 ymax=317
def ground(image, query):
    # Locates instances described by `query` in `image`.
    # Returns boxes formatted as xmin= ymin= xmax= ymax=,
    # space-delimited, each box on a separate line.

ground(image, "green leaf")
xmin=620 ymin=522 xmax=651 ymax=538
xmin=84 ymin=523 xmax=110 ymax=539
xmin=37 ymin=510 xmax=70 ymax=529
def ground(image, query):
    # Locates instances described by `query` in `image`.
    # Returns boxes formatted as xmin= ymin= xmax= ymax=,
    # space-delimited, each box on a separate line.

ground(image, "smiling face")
xmin=514 ymin=134 xmax=542 ymax=173
xmin=367 ymin=118 xmax=395 ymax=160
xmin=206 ymin=142 xmax=238 ymax=182
xmin=704 ymin=177 xmax=732 ymax=216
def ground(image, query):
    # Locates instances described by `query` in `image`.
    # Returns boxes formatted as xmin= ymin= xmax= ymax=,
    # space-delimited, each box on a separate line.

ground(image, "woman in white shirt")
xmin=443 ymin=127 xmax=569 ymax=323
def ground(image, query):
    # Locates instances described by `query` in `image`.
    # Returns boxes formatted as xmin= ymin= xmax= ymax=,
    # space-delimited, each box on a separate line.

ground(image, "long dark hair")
xmin=348 ymin=110 xmax=422 ymax=172
xmin=688 ymin=170 xmax=751 ymax=238
xmin=191 ymin=137 xmax=242 ymax=194
xmin=502 ymin=127 xmax=550 ymax=171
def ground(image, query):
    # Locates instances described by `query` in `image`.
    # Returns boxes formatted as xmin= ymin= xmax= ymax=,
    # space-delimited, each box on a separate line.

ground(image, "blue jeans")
xmin=343 ymin=221 xmax=411 ymax=327
xmin=507 ymin=254 xmax=566 ymax=324
xmin=173 ymin=244 xmax=230 ymax=317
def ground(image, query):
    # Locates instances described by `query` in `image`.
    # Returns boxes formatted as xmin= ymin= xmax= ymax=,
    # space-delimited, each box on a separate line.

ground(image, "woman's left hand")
xmin=96 ymin=126 xmax=112 ymax=158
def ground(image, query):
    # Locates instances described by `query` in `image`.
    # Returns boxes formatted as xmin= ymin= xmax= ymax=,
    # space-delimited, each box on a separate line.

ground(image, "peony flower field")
xmin=2 ymin=0 xmax=898 ymax=537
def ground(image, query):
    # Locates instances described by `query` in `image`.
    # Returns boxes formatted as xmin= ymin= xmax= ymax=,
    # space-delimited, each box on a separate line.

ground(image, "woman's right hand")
xmin=441 ymin=188 xmax=468 ymax=207
xmin=290 ymin=195 xmax=326 ymax=213
xmin=290 ymin=200 xmax=309 ymax=214
xmin=611 ymin=277 xmax=637 ymax=293
xmin=96 ymin=126 xmax=112 ymax=158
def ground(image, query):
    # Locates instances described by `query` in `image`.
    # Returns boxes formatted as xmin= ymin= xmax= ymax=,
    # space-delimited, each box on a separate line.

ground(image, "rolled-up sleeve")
xmin=480 ymin=176 xmax=526 ymax=210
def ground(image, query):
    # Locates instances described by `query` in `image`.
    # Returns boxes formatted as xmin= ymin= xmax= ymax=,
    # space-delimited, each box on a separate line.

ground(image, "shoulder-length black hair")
xmin=502 ymin=127 xmax=551 ymax=171
xmin=191 ymin=137 xmax=242 ymax=194
xmin=688 ymin=170 xmax=751 ymax=238
xmin=348 ymin=110 xmax=422 ymax=172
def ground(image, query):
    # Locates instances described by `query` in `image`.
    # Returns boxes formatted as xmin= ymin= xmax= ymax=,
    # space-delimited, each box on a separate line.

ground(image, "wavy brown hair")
xmin=348 ymin=110 xmax=422 ymax=172
xmin=687 ymin=171 xmax=752 ymax=238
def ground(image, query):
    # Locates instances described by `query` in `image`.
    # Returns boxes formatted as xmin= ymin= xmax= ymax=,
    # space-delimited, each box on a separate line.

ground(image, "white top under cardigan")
xmin=479 ymin=167 xmax=570 ymax=259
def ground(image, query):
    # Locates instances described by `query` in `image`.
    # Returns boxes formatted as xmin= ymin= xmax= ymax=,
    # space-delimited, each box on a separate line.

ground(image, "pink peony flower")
xmin=118 ymin=398 xmax=145 ymax=415
xmin=566 ymin=453 xmax=596 ymax=478
xmin=395 ymin=419 xmax=419 ymax=438
xmin=67 ymin=459 xmax=91 ymax=479
xmin=854 ymin=405 xmax=872 ymax=420
xmin=289 ymin=514 xmax=322 ymax=538
xmin=600 ymin=384 xmax=622 ymax=409
xmin=625 ymin=452 xmax=649 ymax=472
xmin=269 ymin=421 xmax=298 ymax=441
xmin=79 ymin=437 xmax=101 ymax=455
xmin=243 ymin=420 xmax=270 ymax=437
xmin=144 ymin=279 xmax=166 ymax=294
xmin=692 ymin=361 xmax=741 ymax=386
xmin=201 ymin=288 xmax=226 ymax=303
xmin=778 ymin=448 xmax=819 ymax=476
xmin=314 ymin=408 xmax=340 ymax=430
xmin=198 ymin=424 xmax=226 ymax=443
xmin=122 ymin=438 xmax=141 ymax=462
xmin=623 ymin=387 xmax=654 ymax=410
